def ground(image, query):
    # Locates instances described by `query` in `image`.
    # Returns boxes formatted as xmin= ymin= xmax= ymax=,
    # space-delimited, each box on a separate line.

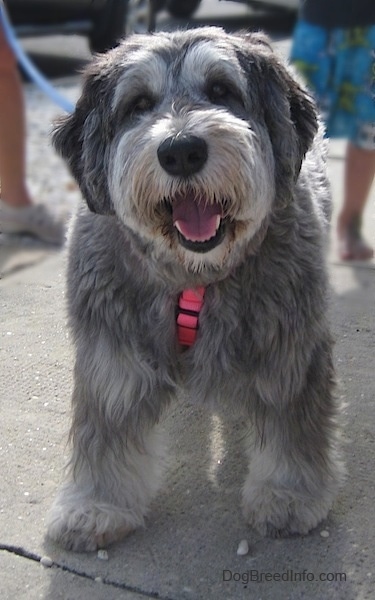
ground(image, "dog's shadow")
xmin=110 ymin=399 xmax=252 ymax=592
xmin=154 ymin=398 xmax=249 ymax=532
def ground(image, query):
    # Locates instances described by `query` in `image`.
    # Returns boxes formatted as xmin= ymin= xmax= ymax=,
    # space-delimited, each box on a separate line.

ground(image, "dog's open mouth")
xmin=170 ymin=192 xmax=226 ymax=253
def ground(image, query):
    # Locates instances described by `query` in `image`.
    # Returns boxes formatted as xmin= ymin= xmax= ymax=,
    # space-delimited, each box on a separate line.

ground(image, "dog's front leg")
xmin=242 ymin=342 xmax=344 ymax=537
xmin=47 ymin=360 xmax=167 ymax=552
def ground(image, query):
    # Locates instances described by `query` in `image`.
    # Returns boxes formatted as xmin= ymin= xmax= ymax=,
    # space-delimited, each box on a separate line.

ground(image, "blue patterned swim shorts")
xmin=290 ymin=21 xmax=375 ymax=149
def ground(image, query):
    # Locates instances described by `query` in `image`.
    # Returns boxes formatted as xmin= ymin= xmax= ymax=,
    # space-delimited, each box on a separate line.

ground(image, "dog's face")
xmin=55 ymin=27 xmax=317 ymax=274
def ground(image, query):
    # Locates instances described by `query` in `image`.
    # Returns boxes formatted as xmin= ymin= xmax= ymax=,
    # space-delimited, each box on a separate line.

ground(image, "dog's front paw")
xmin=243 ymin=483 xmax=334 ymax=538
xmin=47 ymin=492 xmax=140 ymax=551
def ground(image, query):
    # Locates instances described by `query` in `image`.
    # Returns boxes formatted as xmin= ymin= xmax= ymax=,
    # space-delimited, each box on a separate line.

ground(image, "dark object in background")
xmin=6 ymin=0 xmax=298 ymax=53
xmin=166 ymin=0 xmax=202 ymax=19
xmin=6 ymin=0 xmax=126 ymax=52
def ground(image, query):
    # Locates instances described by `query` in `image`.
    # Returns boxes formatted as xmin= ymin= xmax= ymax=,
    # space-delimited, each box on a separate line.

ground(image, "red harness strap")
xmin=177 ymin=287 xmax=206 ymax=347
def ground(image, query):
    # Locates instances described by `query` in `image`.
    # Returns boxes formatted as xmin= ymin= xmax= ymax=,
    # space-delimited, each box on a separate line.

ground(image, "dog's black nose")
xmin=157 ymin=135 xmax=208 ymax=177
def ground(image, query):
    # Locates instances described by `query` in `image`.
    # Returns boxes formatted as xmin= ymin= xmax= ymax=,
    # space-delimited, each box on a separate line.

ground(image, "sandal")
xmin=0 ymin=200 xmax=66 ymax=245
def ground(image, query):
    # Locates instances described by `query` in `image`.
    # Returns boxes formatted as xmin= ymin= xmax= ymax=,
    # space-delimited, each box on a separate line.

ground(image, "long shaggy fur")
xmin=47 ymin=27 xmax=344 ymax=551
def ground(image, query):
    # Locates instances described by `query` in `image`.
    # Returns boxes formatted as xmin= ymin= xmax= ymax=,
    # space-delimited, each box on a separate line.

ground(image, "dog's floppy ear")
xmin=236 ymin=32 xmax=318 ymax=190
xmin=53 ymin=60 xmax=115 ymax=215
xmin=263 ymin=56 xmax=318 ymax=178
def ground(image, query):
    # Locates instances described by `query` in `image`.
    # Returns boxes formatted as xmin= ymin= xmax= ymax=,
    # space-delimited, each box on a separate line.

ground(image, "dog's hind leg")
xmin=47 ymin=359 xmax=169 ymax=552
xmin=242 ymin=340 xmax=345 ymax=537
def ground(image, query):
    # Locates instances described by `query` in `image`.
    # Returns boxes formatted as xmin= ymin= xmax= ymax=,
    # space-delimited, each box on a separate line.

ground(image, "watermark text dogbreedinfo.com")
xmin=223 ymin=569 xmax=347 ymax=584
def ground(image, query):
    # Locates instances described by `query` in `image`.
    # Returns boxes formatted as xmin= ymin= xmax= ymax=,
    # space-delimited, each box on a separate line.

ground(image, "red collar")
xmin=176 ymin=287 xmax=206 ymax=347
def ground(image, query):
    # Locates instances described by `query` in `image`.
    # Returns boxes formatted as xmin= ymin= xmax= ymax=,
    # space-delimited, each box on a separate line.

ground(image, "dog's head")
xmin=54 ymin=27 xmax=318 ymax=274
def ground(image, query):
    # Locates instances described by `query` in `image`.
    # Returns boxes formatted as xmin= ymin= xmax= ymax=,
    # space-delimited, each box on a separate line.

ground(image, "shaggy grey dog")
xmin=47 ymin=27 xmax=344 ymax=552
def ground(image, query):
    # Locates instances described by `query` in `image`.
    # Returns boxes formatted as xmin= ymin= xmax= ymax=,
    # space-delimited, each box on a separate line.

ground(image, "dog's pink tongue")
xmin=172 ymin=193 xmax=222 ymax=242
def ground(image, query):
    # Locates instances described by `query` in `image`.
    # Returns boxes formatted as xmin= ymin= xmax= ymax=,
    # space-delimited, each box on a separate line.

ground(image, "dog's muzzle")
xmin=158 ymin=135 xmax=226 ymax=253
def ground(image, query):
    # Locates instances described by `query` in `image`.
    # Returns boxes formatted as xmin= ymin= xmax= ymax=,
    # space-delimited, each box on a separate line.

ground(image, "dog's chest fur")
xmin=68 ymin=193 xmax=327 ymax=410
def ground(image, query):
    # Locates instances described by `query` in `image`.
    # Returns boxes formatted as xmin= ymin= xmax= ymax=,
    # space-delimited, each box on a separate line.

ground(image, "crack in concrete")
xmin=0 ymin=543 xmax=177 ymax=600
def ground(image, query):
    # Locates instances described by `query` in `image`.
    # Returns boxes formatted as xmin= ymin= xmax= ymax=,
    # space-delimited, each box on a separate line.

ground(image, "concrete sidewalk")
xmin=1 ymin=87 xmax=375 ymax=600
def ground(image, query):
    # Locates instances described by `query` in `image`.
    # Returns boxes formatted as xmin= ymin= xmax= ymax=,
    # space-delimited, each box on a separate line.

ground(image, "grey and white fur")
xmin=47 ymin=27 xmax=344 ymax=552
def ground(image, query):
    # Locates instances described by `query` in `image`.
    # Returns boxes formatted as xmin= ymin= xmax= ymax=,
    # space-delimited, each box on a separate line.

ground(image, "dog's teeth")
xmin=174 ymin=221 xmax=184 ymax=235
xmin=174 ymin=216 xmax=221 ymax=243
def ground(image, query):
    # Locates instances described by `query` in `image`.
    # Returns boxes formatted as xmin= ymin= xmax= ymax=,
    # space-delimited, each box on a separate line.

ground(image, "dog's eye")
xmin=208 ymin=82 xmax=230 ymax=103
xmin=130 ymin=95 xmax=155 ymax=115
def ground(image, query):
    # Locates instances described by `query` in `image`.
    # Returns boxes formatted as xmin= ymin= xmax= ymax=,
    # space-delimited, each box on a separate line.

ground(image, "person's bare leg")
xmin=0 ymin=27 xmax=33 ymax=208
xmin=0 ymin=27 xmax=65 ymax=244
xmin=337 ymin=142 xmax=375 ymax=261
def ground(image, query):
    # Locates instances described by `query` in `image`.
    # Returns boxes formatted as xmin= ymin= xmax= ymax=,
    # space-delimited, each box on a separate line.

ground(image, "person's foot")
xmin=0 ymin=200 xmax=66 ymax=245
xmin=338 ymin=216 xmax=374 ymax=261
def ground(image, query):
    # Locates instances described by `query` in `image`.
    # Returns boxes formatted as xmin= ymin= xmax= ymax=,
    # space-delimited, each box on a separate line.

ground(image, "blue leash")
xmin=0 ymin=1 xmax=74 ymax=113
